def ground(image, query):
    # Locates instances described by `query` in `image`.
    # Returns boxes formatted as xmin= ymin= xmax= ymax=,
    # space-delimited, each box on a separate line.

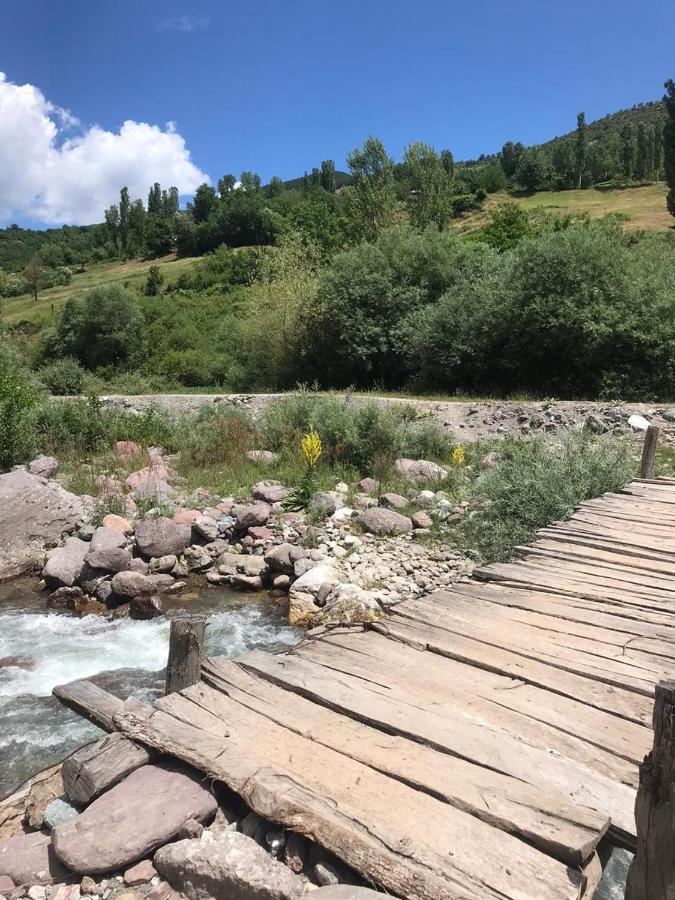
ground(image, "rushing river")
xmin=0 ymin=579 xmax=300 ymax=798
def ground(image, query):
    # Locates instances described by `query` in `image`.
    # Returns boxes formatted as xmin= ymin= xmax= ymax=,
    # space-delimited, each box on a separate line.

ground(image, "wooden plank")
xmin=375 ymin=615 xmax=653 ymax=726
xmin=202 ymin=657 xmax=610 ymax=866
xmin=241 ymin=648 xmax=637 ymax=843
xmin=115 ymin=682 xmax=586 ymax=900
xmin=61 ymin=733 xmax=153 ymax=806
xmin=52 ymin=679 xmax=122 ymax=731
xmin=297 ymin=629 xmax=649 ymax=775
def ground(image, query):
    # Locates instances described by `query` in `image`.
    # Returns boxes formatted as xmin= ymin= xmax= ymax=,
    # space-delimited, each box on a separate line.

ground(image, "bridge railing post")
xmin=640 ymin=425 xmax=660 ymax=479
xmin=626 ymin=681 xmax=675 ymax=899
xmin=165 ymin=615 xmax=207 ymax=695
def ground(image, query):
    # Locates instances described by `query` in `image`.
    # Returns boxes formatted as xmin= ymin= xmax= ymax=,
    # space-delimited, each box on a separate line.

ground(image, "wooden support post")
xmin=640 ymin=425 xmax=659 ymax=479
xmin=165 ymin=616 xmax=207 ymax=695
xmin=626 ymin=681 xmax=675 ymax=900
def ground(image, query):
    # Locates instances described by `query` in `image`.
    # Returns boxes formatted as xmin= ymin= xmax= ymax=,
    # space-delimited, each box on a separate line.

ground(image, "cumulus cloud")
xmin=158 ymin=15 xmax=210 ymax=32
xmin=0 ymin=72 xmax=209 ymax=225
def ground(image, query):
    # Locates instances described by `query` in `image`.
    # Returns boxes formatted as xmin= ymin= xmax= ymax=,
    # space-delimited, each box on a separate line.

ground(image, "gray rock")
xmin=394 ymin=457 xmax=448 ymax=483
xmin=110 ymin=571 xmax=173 ymax=600
xmin=309 ymin=492 xmax=345 ymax=518
xmin=312 ymin=889 xmax=384 ymax=899
xmin=251 ymin=482 xmax=289 ymax=505
xmin=52 ymin=764 xmax=218 ymax=875
xmin=89 ymin=527 xmax=126 ymax=553
xmin=154 ymin=827 xmax=304 ymax=900
xmin=192 ymin=516 xmax=218 ymax=543
xmin=0 ymin=469 xmax=85 ymax=580
xmin=129 ymin=595 xmax=164 ymax=619
xmin=85 ymin=540 xmax=132 ymax=574
xmin=131 ymin=477 xmax=175 ymax=502
xmin=293 ymin=558 xmax=315 ymax=578
xmin=663 ymin=408 xmax=675 ymax=423
xmin=233 ymin=503 xmax=271 ymax=531
xmin=0 ymin=832 xmax=69 ymax=886
xmin=43 ymin=538 xmax=90 ymax=588
xmin=593 ymin=847 xmax=633 ymax=900
xmin=183 ymin=546 xmax=213 ymax=572
xmin=135 ymin=518 xmax=192 ymax=560
xmin=379 ymin=492 xmax=408 ymax=510
xmin=43 ymin=797 xmax=79 ymax=832
xmin=272 ymin=574 xmax=290 ymax=590
xmin=288 ymin=563 xmax=341 ymax=625
xmin=264 ymin=543 xmax=295 ymax=575
xmin=28 ymin=456 xmax=59 ymax=478
xmin=245 ymin=450 xmax=278 ymax=466
xmin=76 ymin=524 xmax=97 ymax=542
xmin=357 ymin=508 xmax=413 ymax=536
xmin=230 ymin=574 xmax=263 ymax=591
xmin=241 ymin=556 xmax=266 ymax=577
xmin=149 ymin=555 xmax=177 ymax=574
xmin=312 ymin=584 xmax=383 ymax=627
xmin=355 ymin=478 xmax=377 ymax=493
xmin=313 ymin=862 xmax=340 ymax=886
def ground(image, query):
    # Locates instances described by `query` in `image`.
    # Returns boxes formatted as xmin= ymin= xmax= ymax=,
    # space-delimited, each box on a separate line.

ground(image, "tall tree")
xmin=147 ymin=182 xmax=162 ymax=215
xmin=218 ymin=174 xmax=236 ymax=198
xmin=575 ymin=112 xmax=587 ymax=189
xmin=240 ymin=171 xmax=261 ymax=192
xmin=104 ymin=204 xmax=120 ymax=252
xmin=192 ymin=183 xmax=217 ymax=223
xmin=23 ymin=255 xmax=45 ymax=302
xmin=119 ymin=187 xmax=130 ymax=253
xmin=636 ymin=123 xmax=649 ymax=181
xmin=654 ymin=122 xmax=663 ymax=178
xmin=664 ymin=79 xmax=675 ymax=218
xmin=620 ymin=125 xmax=635 ymax=180
xmin=344 ymin=137 xmax=396 ymax=242
xmin=499 ymin=141 xmax=524 ymax=178
xmin=404 ymin=142 xmax=453 ymax=230
xmin=267 ymin=176 xmax=283 ymax=197
xmin=161 ymin=186 xmax=179 ymax=218
xmin=320 ymin=159 xmax=336 ymax=193
xmin=645 ymin=125 xmax=656 ymax=180
xmin=440 ymin=149 xmax=455 ymax=178
xmin=515 ymin=148 xmax=549 ymax=192
xmin=127 ymin=200 xmax=146 ymax=256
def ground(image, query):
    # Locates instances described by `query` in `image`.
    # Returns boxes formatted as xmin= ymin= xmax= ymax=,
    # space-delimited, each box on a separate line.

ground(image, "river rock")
xmin=356 ymin=478 xmax=377 ymax=493
xmin=394 ymin=458 xmax=448 ymax=483
xmin=131 ymin=477 xmax=175 ymax=502
xmin=101 ymin=514 xmax=134 ymax=534
xmin=124 ymin=859 xmax=157 ymax=886
xmin=52 ymin=765 xmax=218 ymax=875
xmin=43 ymin=538 xmax=89 ymax=588
xmin=663 ymin=408 xmax=675 ymax=423
xmin=251 ymin=482 xmax=289 ymax=504
xmin=311 ymin=584 xmax=383 ymax=627
xmin=248 ymin=526 xmax=274 ymax=541
xmin=129 ymin=595 xmax=164 ymax=619
xmin=43 ymin=798 xmax=79 ymax=832
xmin=135 ymin=518 xmax=192 ymax=559
xmin=245 ymin=450 xmax=278 ymax=466
xmin=28 ymin=455 xmax=59 ymax=478
xmin=149 ymin=555 xmax=177 ymax=574
xmin=172 ymin=509 xmax=201 ymax=525
xmin=264 ymin=543 xmax=296 ymax=575
xmin=411 ymin=510 xmax=433 ymax=529
xmin=379 ymin=492 xmax=408 ymax=510
xmin=85 ymin=527 xmax=131 ymax=573
xmin=192 ymin=516 xmax=218 ymax=542
xmin=230 ymin=574 xmax=263 ymax=591
xmin=110 ymin=571 xmax=173 ymax=600
xmin=357 ymin=508 xmax=413 ymax=536
xmin=233 ymin=503 xmax=271 ymax=531
xmin=0 ymin=832 xmax=69 ymax=886
xmin=183 ymin=546 xmax=213 ymax=572
xmin=627 ymin=414 xmax=650 ymax=432
xmin=288 ymin=563 xmax=341 ymax=625
xmin=0 ymin=469 xmax=85 ymax=580
xmin=154 ymin=828 xmax=304 ymax=900
xmin=309 ymin=492 xmax=344 ymax=517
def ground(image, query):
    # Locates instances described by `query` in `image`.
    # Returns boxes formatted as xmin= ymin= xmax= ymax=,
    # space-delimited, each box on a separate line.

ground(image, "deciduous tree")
xmin=344 ymin=137 xmax=396 ymax=242
xmin=575 ymin=112 xmax=587 ymax=189
xmin=663 ymin=79 xmax=675 ymax=218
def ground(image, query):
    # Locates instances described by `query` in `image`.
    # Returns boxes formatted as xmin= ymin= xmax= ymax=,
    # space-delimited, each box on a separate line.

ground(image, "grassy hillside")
xmin=455 ymin=182 xmax=671 ymax=233
xmin=2 ymin=254 xmax=198 ymax=326
xmin=540 ymin=100 xmax=666 ymax=152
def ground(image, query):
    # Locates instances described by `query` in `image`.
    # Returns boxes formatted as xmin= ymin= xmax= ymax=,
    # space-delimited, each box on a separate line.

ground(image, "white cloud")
xmin=0 ymin=72 xmax=209 ymax=225
xmin=158 ymin=15 xmax=210 ymax=32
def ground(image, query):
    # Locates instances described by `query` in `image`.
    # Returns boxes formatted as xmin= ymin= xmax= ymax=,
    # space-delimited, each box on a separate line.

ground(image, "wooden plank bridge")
xmin=57 ymin=477 xmax=675 ymax=899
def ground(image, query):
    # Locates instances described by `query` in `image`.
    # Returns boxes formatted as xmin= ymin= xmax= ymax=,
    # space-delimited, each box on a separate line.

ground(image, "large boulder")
xmin=110 ymin=571 xmax=173 ymax=600
xmin=28 ymin=455 xmax=59 ymax=478
xmin=394 ymin=458 xmax=448 ymax=483
xmin=311 ymin=584 xmax=383 ymax=627
xmin=0 ymin=469 xmax=85 ymax=580
xmin=357 ymin=507 xmax=412 ymax=536
xmin=154 ymin=827 xmax=304 ymax=900
xmin=233 ymin=503 xmax=271 ymax=531
xmin=379 ymin=492 xmax=408 ymax=510
xmin=52 ymin=764 xmax=217 ymax=875
xmin=43 ymin=538 xmax=90 ymax=588
xmin=288 ymin=563 xmax=341 ymax=625
xmin=85 ymin=527 xmax=131 ymax=573
xmin=135 ymin=518 xmax=192 ymax=559
xmin=0 ymin=832 xmax=70 ymax=886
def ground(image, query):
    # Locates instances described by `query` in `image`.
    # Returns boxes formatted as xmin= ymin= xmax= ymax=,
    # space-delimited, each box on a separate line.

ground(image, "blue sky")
xmin=0 ymin=0 xmax=672 ymax=226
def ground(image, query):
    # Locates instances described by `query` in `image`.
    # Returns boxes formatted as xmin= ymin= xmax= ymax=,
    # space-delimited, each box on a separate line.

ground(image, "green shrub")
xmin=179 ymin=406 xmax=254 ymax=467
xmin=0 ymin=343 xmax=37 ymax=470
xmin=39 ymin=357 xmax=86 ymax=395
xmin=458 ymin=432 xmax=634 ymax=563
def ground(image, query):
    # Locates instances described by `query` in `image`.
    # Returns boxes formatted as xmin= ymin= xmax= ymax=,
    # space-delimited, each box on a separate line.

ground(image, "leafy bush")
xmin=179 ymin=406 xmax=253 ymax=467
xmin=458 ymin=432 xmax=634 ymax=563
xmin=0 ymin=342 xmax=37 ymax=470
xmin=39 ymin=357 xmax=86 ymax=395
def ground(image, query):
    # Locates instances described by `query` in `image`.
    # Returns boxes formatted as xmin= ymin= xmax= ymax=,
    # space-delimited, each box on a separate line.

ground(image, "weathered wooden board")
xmin=115 ymin=682 xmax=588 ymax=900
xmin=52 ymin=680 xmax=122 ymax=731
xmin=202 ymin=657 xmax=610 ymax=866
xmin=61 ymin=732 xmax=153 ymax=806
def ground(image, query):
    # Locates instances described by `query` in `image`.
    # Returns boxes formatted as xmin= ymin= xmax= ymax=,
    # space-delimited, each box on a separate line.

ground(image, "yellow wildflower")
xmin=452 ymin=446 xmax=465 ymax=466
xmin=300 ymin=429 xmax=322 ymax=468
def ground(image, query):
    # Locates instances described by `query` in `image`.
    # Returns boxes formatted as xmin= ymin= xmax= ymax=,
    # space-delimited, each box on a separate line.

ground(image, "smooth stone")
xmin=43 ymin=798 xmax=79 ymax=832
xmin=43 ymin=539 xmax=89 ymax=589
xmin=135 ymin=519 xmax=191 ymax=560
xmin=357 ymin=508 xmax=413 ymax=536
xmin=0 ymin=832 xmax=69 ymax=886
xmin=28 ymin=456 xmax=59 ymax=478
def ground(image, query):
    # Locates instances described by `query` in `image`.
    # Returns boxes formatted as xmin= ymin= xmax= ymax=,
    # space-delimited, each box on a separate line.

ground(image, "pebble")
xmin=314 ymin=862 xmax=340 ymax=886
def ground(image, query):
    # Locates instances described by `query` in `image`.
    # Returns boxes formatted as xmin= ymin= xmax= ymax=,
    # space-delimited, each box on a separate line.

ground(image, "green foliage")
xmin=478 ymin=202 xmax=531 ymax=251
xmin=664 ymin=79 xmax=675 ymax=218
xmin=46 ymin=285 xmax=144 ymax=370
xmin=145 ymin=265 xmax=164 ymax=296
xmin=0 ymin=341 xmax=37 ymax=470
xmin=404 ymin=142 xmax=454 ymax=230
xmin=38 ymin=357 xmax=87 ymax=395
xmin=458 ymin=433 xmax=634 ymax=562
xmin=179 ymin=406 xmax=253 ymax=467
xmin=344 ymin=137 xmax=396 ymax=242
